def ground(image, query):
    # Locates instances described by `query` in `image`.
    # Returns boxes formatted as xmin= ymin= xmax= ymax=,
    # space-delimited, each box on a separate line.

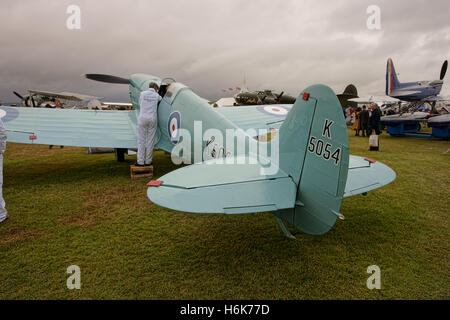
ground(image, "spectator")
xmin=369 ymin=104 xmax=381 ymax=135
xmin=360 ymin=105 xmax=370 ymax=137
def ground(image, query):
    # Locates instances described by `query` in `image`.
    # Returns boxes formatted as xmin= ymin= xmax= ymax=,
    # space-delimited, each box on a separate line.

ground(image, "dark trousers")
xmin=361 ymin=124 xmax=369 ymax=136
xmin=370 ymin=126 xmax=381 ymax=135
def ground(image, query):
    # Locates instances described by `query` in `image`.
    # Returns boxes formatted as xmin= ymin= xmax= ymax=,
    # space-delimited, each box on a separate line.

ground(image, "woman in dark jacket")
xmin=369 ymin=104 xmax=381 ymax=135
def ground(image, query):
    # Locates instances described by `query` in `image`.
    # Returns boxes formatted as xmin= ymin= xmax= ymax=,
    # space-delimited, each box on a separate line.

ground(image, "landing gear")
xmin=115 ymin=148 xmax=127 ymax=162
xmin=275 ymin=217 xmax=296 ymax=239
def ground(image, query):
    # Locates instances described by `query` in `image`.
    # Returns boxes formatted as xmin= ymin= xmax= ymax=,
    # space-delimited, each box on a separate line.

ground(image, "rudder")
xmin=386 ymin=58 xmax=400 ymax=95
xmin=275 ymin=84 xmax=350 ymax=235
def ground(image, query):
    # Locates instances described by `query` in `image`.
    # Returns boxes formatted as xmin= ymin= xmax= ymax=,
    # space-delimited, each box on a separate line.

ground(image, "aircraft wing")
xmin=101 ymin=102 xmax=133 ymax=107
xmin=1 ymin=106 xmax=137 ymax=148
xmin=348 ymin=96 xmax=400 ymax=104
xmin=215 ymin=104 xmax=292 ymax=132
xmin=28 ymin=90 xmax=100 ymax=102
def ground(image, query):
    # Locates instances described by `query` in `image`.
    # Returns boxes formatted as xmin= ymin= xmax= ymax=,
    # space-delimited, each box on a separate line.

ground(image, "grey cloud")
xmin=0 ymin=0 xmax=449 ymax=103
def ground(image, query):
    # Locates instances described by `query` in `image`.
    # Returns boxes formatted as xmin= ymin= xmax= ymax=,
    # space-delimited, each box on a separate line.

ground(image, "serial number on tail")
xmin=307 ymin=136 xmax=341 ymax=165
xmin=307 ymin=119 xmax=342 ymax=165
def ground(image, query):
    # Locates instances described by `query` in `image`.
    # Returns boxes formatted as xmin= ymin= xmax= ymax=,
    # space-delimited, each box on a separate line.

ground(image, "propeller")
xmin=440 ymin=60 xmax=448 ymax=80
xmin=276 ymin=91 xmax=284 ymax=103
xmin=261 ymin=95 xmax=267 ymax=104
xmin=83 ymin=74 xmax=130 ymax=84
xmin=13 ymin=91 xmax=35 ymax=107
xmin=30 ymin=95 xmax=36 ymax=107
xmin=13 ymin=91 xmax=24 ymax=100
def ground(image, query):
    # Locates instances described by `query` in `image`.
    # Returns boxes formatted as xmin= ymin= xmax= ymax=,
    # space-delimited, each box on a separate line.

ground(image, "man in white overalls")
xmin=136 ymin=82 xmax=161 ymax=166
xmin=0 ymin=117 xmax=7 ymax=223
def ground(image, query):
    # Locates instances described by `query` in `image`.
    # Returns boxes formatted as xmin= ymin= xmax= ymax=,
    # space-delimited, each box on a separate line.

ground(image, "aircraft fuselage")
xmin=389 ymin=80 xmax=443 ymax=102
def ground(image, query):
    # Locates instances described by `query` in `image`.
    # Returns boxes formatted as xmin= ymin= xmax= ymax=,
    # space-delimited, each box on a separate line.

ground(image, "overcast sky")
xmin=1 ymin=0 xmax=449 ymax=103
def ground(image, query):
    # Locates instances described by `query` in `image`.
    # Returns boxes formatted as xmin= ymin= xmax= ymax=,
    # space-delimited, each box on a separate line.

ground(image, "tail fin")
xmin=276 ymin=84 xmax=350 ymax=235
xmin=386 ymin=58 xmax=401 ymax=95
xmin=342 ymin=84 xmax=358 ymax=97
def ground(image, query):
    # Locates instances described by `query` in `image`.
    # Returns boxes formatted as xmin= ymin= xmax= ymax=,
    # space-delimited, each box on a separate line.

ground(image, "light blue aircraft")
xmin=386 ymin=58 xmax=449 ymax=102
xmin=1 ymin=73 xmax=396 ymax=238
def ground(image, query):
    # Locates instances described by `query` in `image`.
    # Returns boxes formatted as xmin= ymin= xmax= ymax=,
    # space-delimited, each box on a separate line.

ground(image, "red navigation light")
xmin=147 ymin=180 xmax=163 ymax=187
xmin=302 ymin=92 xmax=310 ymax=101
xmin=364 ymin=157 xmax=376 ymax=163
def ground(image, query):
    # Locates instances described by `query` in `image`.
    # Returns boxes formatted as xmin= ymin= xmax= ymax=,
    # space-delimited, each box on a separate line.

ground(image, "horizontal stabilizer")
xmin=344 ymin=156 xmax=396 ymax=197
xmin=147 ymin=157 xmax=297 ymax=214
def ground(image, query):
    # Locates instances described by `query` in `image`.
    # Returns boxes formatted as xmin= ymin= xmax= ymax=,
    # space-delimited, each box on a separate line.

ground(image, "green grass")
xmin=0 ymin=130 xmax=449 ymax=299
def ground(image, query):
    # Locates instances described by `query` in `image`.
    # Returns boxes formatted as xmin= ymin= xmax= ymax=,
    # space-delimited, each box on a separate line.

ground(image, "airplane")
xmin=12 ymin=89 xmax=132 ymax=110
xmin=351 ymin=58 xmax=449 ymax=109
xmin=234 ymin=89 xmax=297 ymax=105
xmin=378 ymin=58 xmax=450 ymax=137
xmin=13 ymin=89 xmax=101 ymax=108
xmin=223 ymin=75 xmax=297 ymax=106
xmin=336 ymin=84 xmax=359 ymax=109
xmin=218 ymin=84 xmax=359 ymax=110
xmin=0 ymin=73 xmax=396 ymax=238
xmin=386 ymin=58 xmax=449 ymax=103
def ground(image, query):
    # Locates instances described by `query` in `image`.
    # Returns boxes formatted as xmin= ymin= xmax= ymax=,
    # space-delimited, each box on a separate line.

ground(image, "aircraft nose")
xmin=429 ymin=80 xmax=443 ymax=87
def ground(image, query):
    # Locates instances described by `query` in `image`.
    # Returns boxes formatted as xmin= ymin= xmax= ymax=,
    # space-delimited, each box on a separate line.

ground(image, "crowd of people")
xmin=345 ymin=104 xmax=382 ymax=137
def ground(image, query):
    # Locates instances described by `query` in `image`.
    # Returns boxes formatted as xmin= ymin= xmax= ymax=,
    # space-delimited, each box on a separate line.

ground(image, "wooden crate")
xmin=130 ymin=165 xmax=153 ymax=180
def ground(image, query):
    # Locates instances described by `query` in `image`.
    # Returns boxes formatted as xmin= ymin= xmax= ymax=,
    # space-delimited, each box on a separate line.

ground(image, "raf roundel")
xmin=256 ymin=105 xmax=290 ymax=117
xmin=167 ymin=111 xmax=181 ymax=144
xmin=0 ymin=106 xmax=20 ymax=122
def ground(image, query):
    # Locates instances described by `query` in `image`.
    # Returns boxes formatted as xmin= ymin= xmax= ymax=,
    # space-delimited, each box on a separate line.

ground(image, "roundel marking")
xmin=167 ymin=111 xmax=181 ymax=144
xmin=0 ymin=107 xmax=20 ymax=122
xmin=256 ymin=105 xmax=290 ymax=117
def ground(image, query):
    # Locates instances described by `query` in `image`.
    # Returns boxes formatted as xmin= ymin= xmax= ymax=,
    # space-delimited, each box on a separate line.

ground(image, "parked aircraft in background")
xmin=386 ymin=58 xmax=449 ymax=103
xmin=13 ymin=89 xmax=101 ymax=108
xmin=12 ymin=89 xmax=132 ymax=109
xmin=234 ymin=89 xmax=297 ymax=105
xmin=1 ymin=73 xmax=395 ymax=238
xmin=336 ymin=84 xmax=359 ymax=109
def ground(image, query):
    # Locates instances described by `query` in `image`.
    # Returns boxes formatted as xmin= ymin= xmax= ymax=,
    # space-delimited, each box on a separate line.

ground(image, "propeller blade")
xmin=31 ymin=96 xmax=36 ymax=108
xmin=440 ymin=60 xmax=448 ymax=80
xmin=277 ymin=91 xmax=284 ymax=100
xmin=83 ymin=74 xmax=130 ymax=84
xmin=13 ymin=91 xmax=24 ymax=100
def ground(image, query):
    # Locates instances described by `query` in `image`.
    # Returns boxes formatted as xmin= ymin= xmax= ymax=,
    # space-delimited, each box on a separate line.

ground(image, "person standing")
xmin=0 ymin=118 xmax=7 ymax=223
xmin=352 ymin=107 xmax=361 ymax=136
xmin=359 ymin=105 xmax=370 ymax=137
xmin=369 ymin=104 xmax=381 ymax=135
xmin=349 ymin=107 xmax=356 ymax=125
xmin=136 ymin=82 xmax=161 ymax=166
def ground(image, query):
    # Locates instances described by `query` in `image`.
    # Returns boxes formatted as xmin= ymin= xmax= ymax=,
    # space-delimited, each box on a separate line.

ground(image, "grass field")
xmin=0 ymin=130 xmax=449 ymax=299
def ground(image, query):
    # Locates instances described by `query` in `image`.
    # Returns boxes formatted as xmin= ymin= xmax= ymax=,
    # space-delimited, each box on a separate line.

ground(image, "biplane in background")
xmin=12 ymin=89 xmax=132 ymax=110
